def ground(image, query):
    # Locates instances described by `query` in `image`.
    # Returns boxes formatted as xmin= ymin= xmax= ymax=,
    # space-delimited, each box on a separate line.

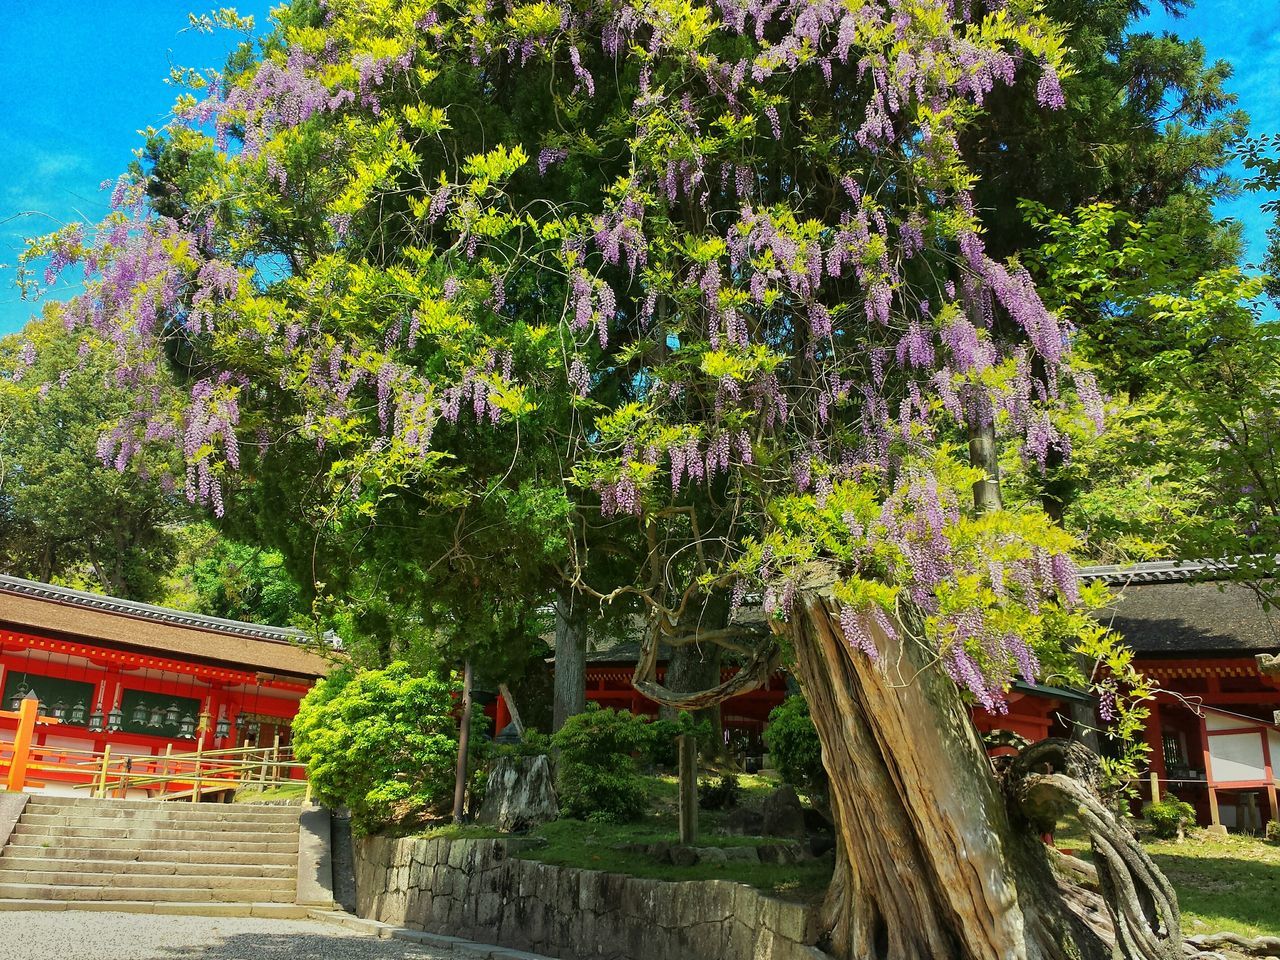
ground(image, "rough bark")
xmin=452 ymin=660 xmax=473 ymax=824
xmin=968 ymin=415 xmax=1004 ymax=513
xmin=779 ymin=576 xmax=1111 ymax=960
xmin=553 ymin=588 xmax=587 ymax=733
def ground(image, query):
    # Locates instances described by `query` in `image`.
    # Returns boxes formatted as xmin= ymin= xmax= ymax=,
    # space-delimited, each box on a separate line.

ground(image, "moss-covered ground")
xmin=434 ymin=773 xmax=833 ymax=902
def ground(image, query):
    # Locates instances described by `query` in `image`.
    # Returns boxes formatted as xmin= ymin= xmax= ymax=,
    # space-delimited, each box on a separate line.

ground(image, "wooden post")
xmin=1149 ymin=771 xmax=1160 ymax=805
xmin=95 ymin=745 xmax=112 ymax=799
xmin=452 ymin=661 xmax=474 ymax=823
xmin=4 ymin=696 xmax=40 ymax=792
xmin=498 ymin=683 xmax=524 ymax=735
xmin=1207 ymin=787 xmax=1221 ymax=828
xmin=271 ymin=732 xmax=281 ymax=786
xmin=192 ymin=736 xmax=204 ymax=803
xmin=678 ymin=733 xmax=698 ymax=845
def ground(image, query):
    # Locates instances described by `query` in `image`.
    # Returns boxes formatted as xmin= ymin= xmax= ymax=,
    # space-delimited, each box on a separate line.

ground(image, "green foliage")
xmin=1267 ymin=820 xmax=1280 ymax=844
xmin=550 ymin=705 xmax=649 ymax=823
xmin=642 ymin=712 xmax=713 ymax=769
xmin=161 ymin=523 xmax=302 ymax=626
xmin=0 ymin=311 xmax=185 ymax=599
xmin=1142 ymin=796 xmax=1196 ymax=840
xmin=763 ymin=696 xmax=825 ymax=791
xmin=697 ymin=773 xmax=740 ymax=811
xmin=292 ymin=662 xmax=460 ymax=833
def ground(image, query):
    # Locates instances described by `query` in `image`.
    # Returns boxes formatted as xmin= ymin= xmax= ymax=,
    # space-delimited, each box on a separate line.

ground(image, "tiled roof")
xmin=0 ymin=574 xmax=305 ymax=642
xmin=0 ymin=573 xmax=334 ymax=678
xmin=1079 ymin=561 xmax=1280 ymax=656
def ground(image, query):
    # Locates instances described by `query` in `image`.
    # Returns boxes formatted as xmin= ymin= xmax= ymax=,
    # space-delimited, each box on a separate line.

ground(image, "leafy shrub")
xmin=698 ymin=773 xmax=741 ymax=810
xmin=551 ymin=705 xmax=649 ymax=823
xmin=764 ymin=696 xmax=826 ymax=790
xmin=1267 ymin=820 xmax=1280 ymax=844
xmin=642 ymin=712 xmax=713 ymax=768
xmin=292 ymin=663 xmax=460 ymax=833
xmin=1142 ymin=795 xmax=1196 ymax=840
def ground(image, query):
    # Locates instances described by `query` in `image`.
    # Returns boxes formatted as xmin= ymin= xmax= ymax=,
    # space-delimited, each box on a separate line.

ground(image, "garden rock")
xmin=477 ymin=755 xmax=560 ymax=832
xmin=762 ymin=785 xmax=806 ymax=839
xmin=723 ymin=806 xmax=764 ymax=835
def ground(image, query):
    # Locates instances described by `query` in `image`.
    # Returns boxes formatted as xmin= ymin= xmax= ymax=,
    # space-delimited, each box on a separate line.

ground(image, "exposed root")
xmin=1009 ymin=738 xmax=1182 ymax=960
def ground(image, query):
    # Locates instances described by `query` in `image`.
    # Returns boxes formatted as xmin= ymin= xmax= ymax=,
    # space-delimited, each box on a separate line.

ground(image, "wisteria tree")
xmin=23 ymin=0 xmax=1180 ymax=956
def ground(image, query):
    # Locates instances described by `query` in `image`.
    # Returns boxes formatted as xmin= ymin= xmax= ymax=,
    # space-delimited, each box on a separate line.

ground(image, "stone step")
xmin=0 ymin=856 xmax=296 ymax=879
xmin=0 ymin=882 xmax=297 ymax=903
xmin=0 ymin=869 xmax=293 ymax=893
xmin=16 ymin=814 xmax=298 ymax=835
xmin=7 ymin=826 xmax=297 ymax=852
xmin=26 ymin=799 xmax=300 ymax=822
xmin=0 ymin=899 xmax=313 ymax=918
xmin=16 ymin=814 xmax=296 ymax=839
xmin=0 ymin=841 xmax=298 ymax=865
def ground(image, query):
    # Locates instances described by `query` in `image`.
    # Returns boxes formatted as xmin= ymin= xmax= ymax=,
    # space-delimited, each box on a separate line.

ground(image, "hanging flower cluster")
xmin=23 ymin=0 xmax=1109 ymax=709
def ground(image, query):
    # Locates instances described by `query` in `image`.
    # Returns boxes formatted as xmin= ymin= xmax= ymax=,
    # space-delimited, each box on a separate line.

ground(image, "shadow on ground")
xmin=1149 ymin=848 xmax=1280 ymax=939
xmin=147 ymin=932 xmax=442 ymax=960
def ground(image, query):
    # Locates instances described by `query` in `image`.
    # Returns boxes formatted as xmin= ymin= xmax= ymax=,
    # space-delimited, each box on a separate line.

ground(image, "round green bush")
xmin=763 ymin=695 xmax=826 ymax=791
xmin=292 ymin=662 xmax=460 ymax=833
xmin=551 ymin=705 xmax=649 ymax=823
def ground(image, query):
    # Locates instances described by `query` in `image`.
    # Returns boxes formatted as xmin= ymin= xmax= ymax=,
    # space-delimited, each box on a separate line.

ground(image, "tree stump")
xmin=477 ymin=755 xmax=559 ymax=833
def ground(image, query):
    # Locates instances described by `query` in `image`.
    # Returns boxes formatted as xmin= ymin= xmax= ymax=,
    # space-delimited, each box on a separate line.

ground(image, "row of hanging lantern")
xmin=4 ymin=645 xmax=267 ymax=746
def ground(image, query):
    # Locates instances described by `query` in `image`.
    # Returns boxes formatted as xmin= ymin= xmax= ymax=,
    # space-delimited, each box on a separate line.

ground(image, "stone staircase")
xmin=0 ymin=794 xmax=313 ymax=916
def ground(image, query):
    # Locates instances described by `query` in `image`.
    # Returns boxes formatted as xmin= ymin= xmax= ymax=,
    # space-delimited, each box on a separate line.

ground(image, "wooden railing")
xmin=1 ymin=698 xmax=308 ymax=800
xmin=80 ymin=741 xmax=308 ymax=801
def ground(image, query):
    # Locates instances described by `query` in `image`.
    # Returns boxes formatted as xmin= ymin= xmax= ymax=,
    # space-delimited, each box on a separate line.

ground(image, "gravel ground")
xmin=0 ymin=912 xmax=455 ymax=960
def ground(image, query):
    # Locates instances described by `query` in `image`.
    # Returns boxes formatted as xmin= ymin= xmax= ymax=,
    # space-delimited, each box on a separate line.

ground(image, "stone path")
xmin=0 ymin=911 xmax=455 ymax=960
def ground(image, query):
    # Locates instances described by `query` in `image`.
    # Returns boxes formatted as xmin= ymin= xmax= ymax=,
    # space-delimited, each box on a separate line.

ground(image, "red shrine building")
xmin=0 ymin=574 xmax=332 ymax=796
xmin=1082 ymin=560 xmax=1280 ymax=831
xmin=569 ymin=560 xmax=1280 ymax=832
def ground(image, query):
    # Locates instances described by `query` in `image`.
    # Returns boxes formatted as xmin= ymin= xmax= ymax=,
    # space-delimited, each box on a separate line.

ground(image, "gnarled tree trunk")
xmin=778 ymin=576 xmax=1147 ymax=960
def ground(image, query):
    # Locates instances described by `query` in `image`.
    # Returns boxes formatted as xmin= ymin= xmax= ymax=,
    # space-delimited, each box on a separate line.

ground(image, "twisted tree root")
xmin=1008 ymin=739 xmax=1182 ymax=960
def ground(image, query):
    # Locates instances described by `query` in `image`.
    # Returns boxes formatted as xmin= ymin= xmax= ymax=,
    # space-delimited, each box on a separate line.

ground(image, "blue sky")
xmin=0 ymin=3 xmax=267 ymax=335
xmin=0 ymin=1 xmax=1277 ymax=336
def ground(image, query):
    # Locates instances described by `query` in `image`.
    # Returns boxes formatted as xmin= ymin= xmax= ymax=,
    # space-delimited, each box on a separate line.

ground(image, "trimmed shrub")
xmin=764 ymin=695 xmax=826 ymax=790
xmin=551 ymin=704 xmax=649 ymax=822
xmin=1142 ymin=795 xmax=1196 ymax=840
xmin=642 ymin=712 xmax=713 ymax=768
xmin=698 ymin=773 xmax=741 ymax=810
xmin=1266 ymin=819 xmax=1280 ymax=843
xmin=292 ymin=662 xmax=460 ymax=833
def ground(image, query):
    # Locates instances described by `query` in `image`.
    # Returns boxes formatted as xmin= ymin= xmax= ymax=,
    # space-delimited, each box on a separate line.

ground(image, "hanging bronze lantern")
xmin=51 ymin=699 xmax=66 ymax=720
xmin=178 ymin=713 xmax=196 ymax=738
xmin=215 ymin=715 xmax=231 ymax=741
xmin=165 ymin=702 xmax=181 ymax=726
xmin=88 ymin=708 xmax=105 ymax=732
xmin=147 ymin=704 xmax=164 ymax=728
xmin=108 ymin=702 xmax=124 ymax=731
xmin=69 ymin=700 xmax=86 ymax=725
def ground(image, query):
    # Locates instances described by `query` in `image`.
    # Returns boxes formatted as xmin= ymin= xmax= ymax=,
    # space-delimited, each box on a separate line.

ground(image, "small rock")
xmin=697 ymin=847 xmax=728 ymax=866
xmin=670 ymin=845 xmax=698 ymax=867
xmin=762 ymin=785 xmax=806 ymax=839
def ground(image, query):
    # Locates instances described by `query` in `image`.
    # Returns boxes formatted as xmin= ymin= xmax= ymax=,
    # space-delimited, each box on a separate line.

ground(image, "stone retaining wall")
xmin=354 ymin=835 xmax=826 ymax=960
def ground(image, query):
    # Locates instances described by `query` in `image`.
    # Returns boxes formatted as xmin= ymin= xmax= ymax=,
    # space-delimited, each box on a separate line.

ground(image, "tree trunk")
xmin=452 ymin=660 xmax=473 ymax=824
xmin=553 ymin=588 xmax=587 ymax=733
xmin=968 ymin=415 xmax=1003 ymax=513
xmin=779 ymin=579 xmax=1110 ymax=960
xmin=658 ymin=595 xmax=727 ymax=758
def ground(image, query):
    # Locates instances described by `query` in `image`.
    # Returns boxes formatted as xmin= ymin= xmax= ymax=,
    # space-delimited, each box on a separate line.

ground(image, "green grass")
xmin=1055 ymin=817 xmax=1280 ymax=939
xmin=234 ymin=782 xmax=310 ymax=804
